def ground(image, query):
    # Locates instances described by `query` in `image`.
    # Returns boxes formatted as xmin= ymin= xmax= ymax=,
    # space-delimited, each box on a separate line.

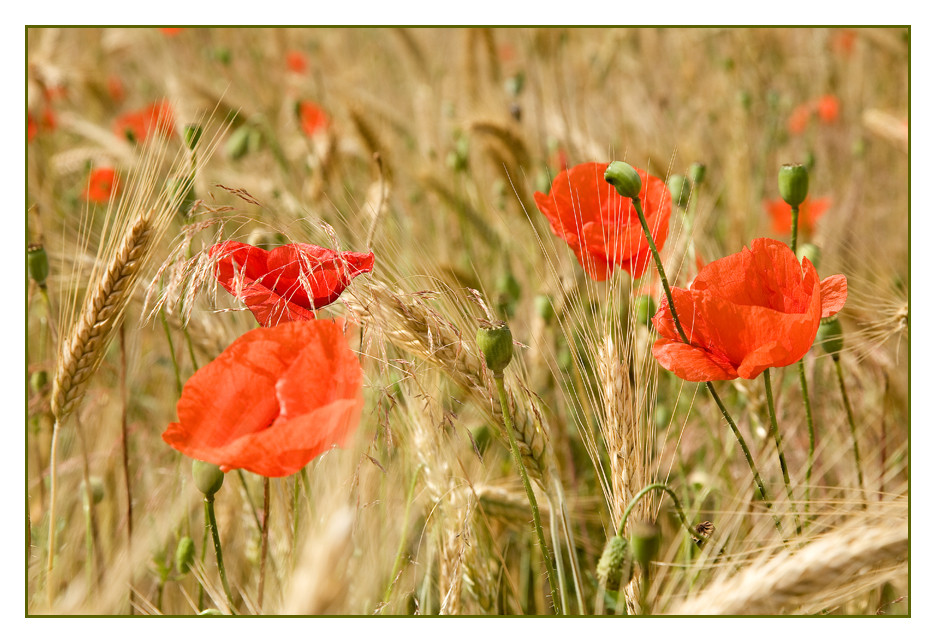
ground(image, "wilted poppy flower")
xmin=652 ymin=237 xmax=847 ymax=382
xmin=298 ymin=101 xmax=328 ymax=136
xmin=163 ymin=319 xmax=364 ymax=477
xmin=765 ymin=196 xmax=831 ymax=235
xmin=211 ymin=241 xmax=375 ymax=327
xmin=286 ymin=50 xmax=309 ymax=74
xmin=816 ymin=95 xmax=840 ymax=123
xmin=534 ymin=162 xmax=671 ymax=280
xmin=82 ymin=167 xmax=120 ymax=203
xmin=114 ymin=100 xmax=175 ymax=143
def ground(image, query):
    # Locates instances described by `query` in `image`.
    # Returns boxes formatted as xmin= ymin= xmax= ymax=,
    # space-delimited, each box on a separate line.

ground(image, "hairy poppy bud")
xmin=633 ymin=294 xmax=657 ymax=328
xmin=175 ymin=536 xmax=196 ymax=574
xmin=192 ymin=459 xmax=224 ymax=497
xmin=604 ymin=161 xmax=642 ymax=199
xmin=28 ymin=244 xmax=49 ymax=286
xmin=778 ymin=164 xmax=809 ymax=208
xmin=184 ymin=125 xmax=202 ymax=150
xmin=630 ymin=521 xmax=661 ymax=570
xmin=689 ymin=162 xmax=706 ymax=185
xmin=815 ymin=317 xmax=844 ymax=356
xmin=667 ymin=174 xmax=691 ymax=209
xmin=30 ymin=370 xmax=49 ymax=393
xmin=477 ymin=321 xmax=513 ymax=374
xmin=797 ymin=242 xmax=821 ymax=269
xmin=596 ymin=535 xmax=635 ymax=588
xmin=79 ymin=476 xmax=105 ymax=508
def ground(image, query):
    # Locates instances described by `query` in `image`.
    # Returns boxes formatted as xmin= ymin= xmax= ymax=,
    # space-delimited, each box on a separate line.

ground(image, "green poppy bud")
xmin=633 ymin=294 xmax=657 ymax=328
xmin=797 ymin=243 xmax=821 ymax=269
xmin=778 ymin=164 xmax=809 ymax=208
xmin=476 ymin=321 xmax=513 ymax=374
xmin=192 ymin=459 xmax=224 ymax=497
xmin=667 ymin=174 xmax=691 ymax=209
xmin=79 ymin=476 xmax=105 ymax=508
xmin=815 ymin=317 xmax=844 ymax=355
xmin=630 ymin=521 xmax=661 ymax=570
xmin=184 ymin=125 xmax=202 ymax=150
xmin=535 ymin=294 xmax=555 ymax=323
xmin=689 ymin=162 xmax=706 ymax=185
xmin=226 ymin=125 xmax=252 ymax=160
xmin=175 ymin=536 xmax=196 ymax=575
xmin=30 ymin=370 xmax=49 ymax=393
xmin=28 ymin=244 xmax=49 ymax=286
xmin=604 ymin=161 xmax=642 ymax=199
xmin=596 ymin=535 xmax=635 ymax=588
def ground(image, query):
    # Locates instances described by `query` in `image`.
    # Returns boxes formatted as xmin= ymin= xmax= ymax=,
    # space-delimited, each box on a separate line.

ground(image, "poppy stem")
xmin=797 ymin=360 xmax=816 ymax=523
xmin=159 ymin=308 xmax=183 ymax=396
xmin=631 ymin=198 xmax=785 ymax=540
xmin=204 ymin=493 xmax=236 ymax=613
xmin=258 ymin=477 xmax=270 ymax=611
xmin=493 ymin=373 xmax=561 ymax=614
xmin=833 ymin=355 xmax=867 ymax=508
xmin=614 ymin=483 xmax=706 ymax=547
xmin=763 ymin=369 xmax=802 ymax=535
xmin=381 ymin=463 xmax=423 ymax=611
xmin=790 ymin=205 xmax=800 ymax=254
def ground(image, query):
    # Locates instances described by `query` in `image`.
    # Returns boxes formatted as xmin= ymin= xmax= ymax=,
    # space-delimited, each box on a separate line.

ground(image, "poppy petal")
xmin=652 ymin=338 xmax=738 ymax=382
xmin=819 ymin=274 xmax=848 ymax=318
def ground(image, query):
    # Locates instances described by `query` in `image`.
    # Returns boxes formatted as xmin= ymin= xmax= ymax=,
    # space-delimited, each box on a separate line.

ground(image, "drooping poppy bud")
xmin=192 ymin=459 xmax=224 ymax=496
xmin=477 ymin=321 xmax=513 ymax=374
xmin=667 ymin=174 xmax=691 ymax=209
xmin=28 ymin=244 xmax=49 ymax=286
xmin=778 ymin=163 xmax=809 ymax=208
xmin=604 ymin=161 xmax=642 ymax=200
xmin=175 ymin=536 xmax=196 ymax=574
xmin=815 ymin=317 xmax=844 ymax=356
xmin=596 ymin=535 xmax=635 ymax=588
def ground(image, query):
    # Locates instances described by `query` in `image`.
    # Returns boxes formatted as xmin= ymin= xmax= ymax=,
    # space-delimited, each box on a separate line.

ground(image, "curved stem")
xmin=494 ymin=374 xmax=561 ymax=614
xmin=763 ymin=369 xmax=801 ymax=535
xmin=614 ymin=483 xmax=704 ymax=546
xmin=204 ymin=494 xmax=236 ymax=613
xmin=631 ymin=197 xmax=784 ymax=540
xmin=834 ymin=356 xmax=866 ymax=508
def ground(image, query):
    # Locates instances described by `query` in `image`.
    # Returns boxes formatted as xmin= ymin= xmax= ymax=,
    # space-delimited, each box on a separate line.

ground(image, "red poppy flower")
xmin=114 ymin=100 xmax=175 ymax=143
xmin=534 ymin=162 xmax=671 ymax=280
xmin=163 ymin=319 xmax=364 ymax=478
xmin=82 ymin=167 xmax=120 ymax=203
xmin=816 ymin=95 xmax=840 ymax=123
xmin=211 ymin=241 xmax=375 ymax=327
xmin=787 ymin=104 xmax=812 ymax=135
xmin=286 ymin=50 xmax=309 ymax=74
xmin=298 ymin=101 xmax=328 ymax=136
xmin=765 ymin=196 xmax=831 ymax=235
xmin=651 ymin=238 xmax=847 ymax=382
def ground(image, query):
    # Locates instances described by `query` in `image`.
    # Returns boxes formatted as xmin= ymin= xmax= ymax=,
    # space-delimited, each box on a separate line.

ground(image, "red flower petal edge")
xmin=163 ymin=319 xmax=364 ymax=477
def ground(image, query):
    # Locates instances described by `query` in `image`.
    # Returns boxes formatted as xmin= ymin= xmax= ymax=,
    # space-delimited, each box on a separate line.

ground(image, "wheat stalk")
xmin=667 ymin=512 xmax=908 ymax=615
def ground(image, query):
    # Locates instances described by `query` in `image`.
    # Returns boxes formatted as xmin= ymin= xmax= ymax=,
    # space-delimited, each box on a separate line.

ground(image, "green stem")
xmin=630 ymin=198 xmax=784 ymax=540
xmin=160 ymin=309 xmax=183 ymax=396
xmin=197 ymin=514 xmax=208 ymax=611
xmin=494 ymin=374 xmax=561 ymax=614
xmin=790 ymin=205 xmax=800 ymax=254
xmin=614 ymin=483 xmax=704 ymax=545
xmin=204 ymin=494 xmax=236 ymax=613
xmin=763 ymin=369 xmax=801 ymax=535
xmin=258 ymin=477 xmax=270 ymax=611
xmin=797 ymin=360 xmax=816 ymax=523
xmin=833 ymin=356 xmax=866 ymax=508
xmin=381 ymin=464 xmax=423 ymax=609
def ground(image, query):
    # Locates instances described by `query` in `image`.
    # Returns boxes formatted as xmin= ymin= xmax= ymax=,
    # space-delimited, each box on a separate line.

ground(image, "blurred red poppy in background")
xmin=817 ymin=95 xmax=840 ymax=123
xmin=298 ymin=101 xmax=328 ymax=136
xmin=787 ymin=104 xmax=812 ymax=135
xmin=286 ymin=50 xmax=309 ymax=74
xmin=159 ymin=28 xmax=184 ymax=36
xmin=765 ymin=196 xmax=831 ymax=235
xmin=534 ymin=162 xmax=671 ymax=280
xmin=163 ymin=319 xmax=364 ymax=478
xmin=114 ymin=100 xmax=175 ymax=143
xmin=652 ymin=238 xmax=847 ymax=382
xmin=82 ymin=167 xmax=120 ymax=203
xmin=211 ymin=241 xmax=375 ymax=327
